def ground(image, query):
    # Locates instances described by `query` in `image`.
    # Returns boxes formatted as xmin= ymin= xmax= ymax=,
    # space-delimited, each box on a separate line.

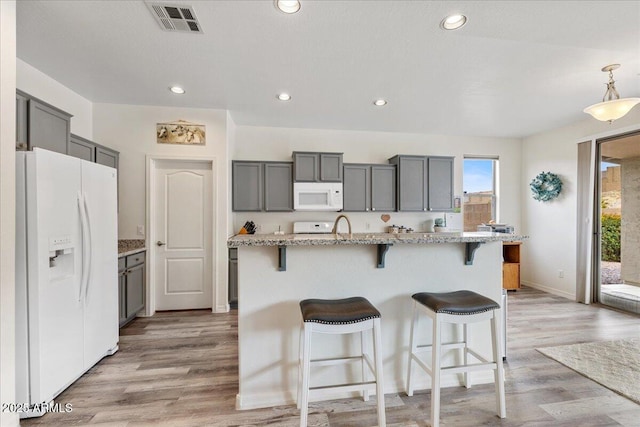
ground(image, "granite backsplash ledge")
xmin=118 ymin=239 xmax=145 ymax=254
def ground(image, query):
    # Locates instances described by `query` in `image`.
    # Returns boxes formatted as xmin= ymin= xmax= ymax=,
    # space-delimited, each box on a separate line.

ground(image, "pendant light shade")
xmin=584 ymin=64 xmax=640 ymax=123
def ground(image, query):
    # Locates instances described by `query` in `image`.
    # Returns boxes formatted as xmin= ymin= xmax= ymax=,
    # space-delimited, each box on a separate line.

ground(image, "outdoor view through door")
xmin=463 ymin=157 xmax=498 ymax=232
xmin=598 ymin=134 xmax=640 ymax=315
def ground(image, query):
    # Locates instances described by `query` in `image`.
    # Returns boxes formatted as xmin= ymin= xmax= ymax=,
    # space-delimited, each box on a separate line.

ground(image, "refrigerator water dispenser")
xmin=48 ymin=236 xmax=74 ymax=277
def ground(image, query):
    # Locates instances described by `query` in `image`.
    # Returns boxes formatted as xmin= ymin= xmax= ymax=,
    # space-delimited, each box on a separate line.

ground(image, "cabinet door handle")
xmin=157 ymin=241 xmax=166 ymax=247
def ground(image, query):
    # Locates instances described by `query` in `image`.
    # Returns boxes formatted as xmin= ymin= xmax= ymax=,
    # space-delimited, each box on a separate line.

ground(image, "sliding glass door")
xmin=596 ymin=133 xmax=640 ymax=314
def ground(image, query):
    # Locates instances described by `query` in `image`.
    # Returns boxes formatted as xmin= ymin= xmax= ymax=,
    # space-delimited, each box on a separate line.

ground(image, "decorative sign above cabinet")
xmin=156 ymin=120 xmax=205 ymax=145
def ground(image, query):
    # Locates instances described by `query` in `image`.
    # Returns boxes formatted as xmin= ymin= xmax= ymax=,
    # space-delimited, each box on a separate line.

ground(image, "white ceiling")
xmin=16 ymin=0 xmax=640 ymax=139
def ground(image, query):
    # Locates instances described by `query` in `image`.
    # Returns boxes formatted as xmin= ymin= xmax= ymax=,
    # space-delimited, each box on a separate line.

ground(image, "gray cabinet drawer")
xmin=118 ymin=257 xmax=126 ymax=272
xmin=126 ymin=252 xmax=145 ymax=268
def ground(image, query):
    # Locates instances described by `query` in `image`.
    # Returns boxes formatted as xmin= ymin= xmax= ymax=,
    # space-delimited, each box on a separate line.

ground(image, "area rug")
xmin=537 ymin=338 xmax=640 ymax=404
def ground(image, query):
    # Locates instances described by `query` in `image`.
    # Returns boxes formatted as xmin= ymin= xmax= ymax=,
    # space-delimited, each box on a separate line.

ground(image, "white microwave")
xmin=293 ymin=182 xmax=343 ymax=211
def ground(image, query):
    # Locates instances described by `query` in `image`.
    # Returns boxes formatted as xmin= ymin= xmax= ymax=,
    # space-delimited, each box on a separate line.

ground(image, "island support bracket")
xmin=278 ymin=246 xmax=286 ymax=271
xmin=377 ymin=244 xmax=392 ymax=268
xmin=465 ymin=242 xmax=484 ymax=265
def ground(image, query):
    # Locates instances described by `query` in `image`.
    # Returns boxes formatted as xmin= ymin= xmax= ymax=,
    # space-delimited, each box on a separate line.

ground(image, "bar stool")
xmin=405 ymin=291 xmax=505 ymax=427
xmin=298 ymin=297 xmax=386 ymax=427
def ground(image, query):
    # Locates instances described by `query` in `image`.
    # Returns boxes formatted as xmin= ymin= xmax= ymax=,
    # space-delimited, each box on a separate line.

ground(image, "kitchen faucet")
xmin=332 ymin=214 xmax=352 ymax=238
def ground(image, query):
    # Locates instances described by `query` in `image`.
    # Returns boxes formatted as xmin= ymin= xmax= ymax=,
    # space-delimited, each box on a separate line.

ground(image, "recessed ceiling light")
xmin=441 ymin=14 xmax=467 ymax=30
xmin=275 ymin=0 xmax=300 ymax=14
xmin=373 ymin=99 xmax=387 ymax=106
xmin=169 ymin=86 xmax=185 ymax=94
xmin=278 ymin=93 xmax=291 ymax=101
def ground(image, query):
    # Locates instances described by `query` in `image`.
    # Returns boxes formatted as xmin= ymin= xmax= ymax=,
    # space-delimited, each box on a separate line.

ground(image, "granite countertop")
xmin=227 ymin=232 xmax=528 ymax=247
xmin=118 ymin=239 xmax=146 ymax=257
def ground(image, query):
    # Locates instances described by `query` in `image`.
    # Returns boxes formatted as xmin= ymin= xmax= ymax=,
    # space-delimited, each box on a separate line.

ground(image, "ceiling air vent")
xmin=146 ymin=2 xmax=203 ymax=33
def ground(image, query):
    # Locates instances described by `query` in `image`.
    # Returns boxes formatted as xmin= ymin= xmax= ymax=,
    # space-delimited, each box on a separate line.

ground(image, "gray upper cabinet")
xmin=233 ymin=161 xmax=263 ymax=212
xmin=389 ymin=155 xmax=454 ymax=212
xmin=343 ymin=164 xmax=396 ymax=212
xmin=293 ymin=152 xmax=319 ymax=182
xmin=264 ymin=162 xmax=293 ymax=211
xmin=389 ymin=155 xmax=428 ymax=211
xmin=343 ymin=164 xmax=370 ymax=211
xmin=96 ymin=145 xmax=119 ymax=169
xmin=293 ymin=151 xmax=343 ymax=182
xmin=68 ymin=133 xmax=119 ymax=172
xmin=232 ymin=161 xmax=293 ymax=212
xmin=15 ymin=92 xmax=29 ymax=150
xmin=371 ymin=165 xmax=396 ymax=212
xmin=17 ymin=90 xmax=119 ymax=171
xmin=427 ymin=157 xmax=454 ymax=211
xmin=319 ymin=153 xmax=343 ymax=182
xmin=68 ymin=134 xmax=96 ymax=162
xmin=17 ymin=90 xmax=72 ymax=154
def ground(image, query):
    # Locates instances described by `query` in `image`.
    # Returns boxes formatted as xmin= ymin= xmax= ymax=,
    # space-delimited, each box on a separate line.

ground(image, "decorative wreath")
xmin=530 ymin=171 xmax=562 ymax=202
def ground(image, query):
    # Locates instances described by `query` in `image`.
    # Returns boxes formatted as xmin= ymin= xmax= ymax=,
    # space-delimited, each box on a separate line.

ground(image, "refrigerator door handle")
xmin=78 ymin=192 xmax=91 ymax=302
xmin=82 ymin=192 xmax=93 ymax=301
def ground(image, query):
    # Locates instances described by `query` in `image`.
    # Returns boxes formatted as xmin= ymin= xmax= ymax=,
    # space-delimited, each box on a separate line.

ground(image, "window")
xmin=463 ymin=157 xmax=498 ymax=231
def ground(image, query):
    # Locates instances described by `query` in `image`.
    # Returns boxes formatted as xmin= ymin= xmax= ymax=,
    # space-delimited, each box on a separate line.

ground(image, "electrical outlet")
xmin=137 ymin=225 xmax=144 ymax=236
xmin=558 ymin=270 xmax=564 ymax=278
xmin=365 ymin=222 xmax=371 ymax=230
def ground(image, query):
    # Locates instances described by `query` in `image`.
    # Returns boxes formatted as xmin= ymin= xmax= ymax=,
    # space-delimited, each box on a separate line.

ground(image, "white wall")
xmin=226 ymin=112 xmax=237 ymax=239
xmin=93 ymin=103 xmax=229 ymax=312
xmin=521 ymin=109 xmax=640 ymax=299
xmin=17 ymin=59 xmax=93 ymax=139
xmin=0 ymin=2 xmax=18 ymax=426
xmin=232 ymin=125 xmax=522 ymax=234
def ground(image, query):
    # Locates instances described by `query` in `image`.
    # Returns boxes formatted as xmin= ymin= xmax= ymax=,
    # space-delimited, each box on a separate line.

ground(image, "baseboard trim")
xmin=521 ymin=281 xmax=575 ymax=300
xmin=235 ymin=371 xmax=496 ymax=410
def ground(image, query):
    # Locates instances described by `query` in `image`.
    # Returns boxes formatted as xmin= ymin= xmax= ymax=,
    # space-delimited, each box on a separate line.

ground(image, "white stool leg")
xmin=300 ymin=324 xmax=312 ymax=427
xmin=373 ymin=318 xmax=386 ymax=427
xmin=361 ymin=330 xmax=370 ymax=401
xmin=406 ymin=301 xmax=418 ymax=397
xmin=297 ymin=327 xmax=303 ymax=409
xmin=491 ymin=312 xmax=506 ymax=418
xmin=431 ymin=314 xmax=442 ymax=427
xmin=463 ymin=323 xmax=470 ymax=388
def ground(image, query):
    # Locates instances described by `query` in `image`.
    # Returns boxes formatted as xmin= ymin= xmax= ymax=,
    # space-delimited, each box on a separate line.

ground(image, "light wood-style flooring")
xmin=22 ymin=287 xmax=640 ymax=426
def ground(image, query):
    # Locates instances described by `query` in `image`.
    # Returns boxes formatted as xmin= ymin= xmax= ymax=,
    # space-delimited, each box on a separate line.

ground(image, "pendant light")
xmin=583 ymin=64 xmax=640 ymax=123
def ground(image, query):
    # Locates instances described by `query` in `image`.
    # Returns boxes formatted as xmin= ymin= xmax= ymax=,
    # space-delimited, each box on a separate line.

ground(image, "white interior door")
xmin=154 ymin=159 xmax=213 ymax=310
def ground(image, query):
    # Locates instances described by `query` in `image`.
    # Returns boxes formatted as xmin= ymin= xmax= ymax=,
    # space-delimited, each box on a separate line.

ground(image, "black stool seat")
xmin=412 ymin=291 xmax=499 ymax=315
xmin=300 ymin=297 xmax=380 ymax=325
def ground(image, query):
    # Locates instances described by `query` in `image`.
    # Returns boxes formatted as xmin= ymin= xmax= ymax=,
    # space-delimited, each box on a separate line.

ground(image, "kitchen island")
xmin=228 ymin=232 xmax=527 ymax=410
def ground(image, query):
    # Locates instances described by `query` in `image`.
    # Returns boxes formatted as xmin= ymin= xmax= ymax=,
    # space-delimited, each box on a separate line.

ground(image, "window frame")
xmin=462 ymin=156 xmax=499 ymax=230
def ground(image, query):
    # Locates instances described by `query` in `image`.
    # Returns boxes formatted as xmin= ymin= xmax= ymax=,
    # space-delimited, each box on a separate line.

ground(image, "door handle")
xmin=157 ymin=241 xmax=166 ymax=247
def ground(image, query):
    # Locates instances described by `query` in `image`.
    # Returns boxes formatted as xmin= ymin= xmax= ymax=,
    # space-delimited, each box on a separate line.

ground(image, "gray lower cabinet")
xmin=229 ymin=248 xmax=238 ymax=308
xmin=293 ymin=151 xmax=343 ymax=182
xmin=343 ymin=164 xmax=396 ymax=212
xmin=16 ymin=90 xmax=72 ymax=154
xmin=118 ymin=258 xmax=127 ymax=326
xmin=389 ymin=155 xmax=454 ymax=212
xmin=119 ymin=251 xmax=145 ymax=328
xmin=232 ymin=161 xmax=293 ymax=212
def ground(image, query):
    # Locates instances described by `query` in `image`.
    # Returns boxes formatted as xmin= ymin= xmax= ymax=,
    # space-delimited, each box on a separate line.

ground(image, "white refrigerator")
xmin=15 ymin=148 xmax=119 ymax=417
